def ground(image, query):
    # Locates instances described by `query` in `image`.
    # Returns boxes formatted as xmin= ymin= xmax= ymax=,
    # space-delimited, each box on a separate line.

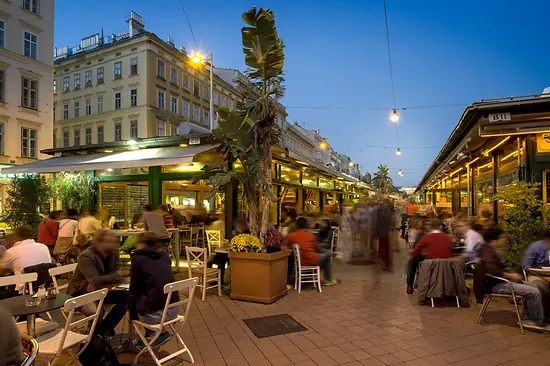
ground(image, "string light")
xmin=398 ymin=169 xmax=403 ymax=177
xmin=396 ymin=148 xmax=402 ymax=156
xmin=390 ymin=109 xmax=400 ymax=123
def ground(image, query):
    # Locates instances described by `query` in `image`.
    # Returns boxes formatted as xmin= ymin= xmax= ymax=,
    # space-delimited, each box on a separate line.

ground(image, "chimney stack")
xmin=127 ymin=11 xmax=144 ymax=37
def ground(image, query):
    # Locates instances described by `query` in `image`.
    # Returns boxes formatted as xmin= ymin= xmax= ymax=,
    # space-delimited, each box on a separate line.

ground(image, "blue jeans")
xmin=140 ymin=307 xmax=179 ymax=325
xmin=492 ymin=281 xmax=546 ymax=326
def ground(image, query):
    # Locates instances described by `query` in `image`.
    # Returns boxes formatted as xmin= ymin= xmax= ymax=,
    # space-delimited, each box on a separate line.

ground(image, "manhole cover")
xmin=243 ymin=314 xmax=307 ymax=338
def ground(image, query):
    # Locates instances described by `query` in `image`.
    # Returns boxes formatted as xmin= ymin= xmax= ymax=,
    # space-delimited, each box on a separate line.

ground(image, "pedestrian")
xmin=375 ymin=200 xmax=394 ymax=270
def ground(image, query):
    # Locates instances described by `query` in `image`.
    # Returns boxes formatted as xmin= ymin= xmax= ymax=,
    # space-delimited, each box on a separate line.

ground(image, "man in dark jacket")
xmin=67 ymin=229 xmax=127 ymax=336
xmin=129 ymin=232 xmax=179 ymax=349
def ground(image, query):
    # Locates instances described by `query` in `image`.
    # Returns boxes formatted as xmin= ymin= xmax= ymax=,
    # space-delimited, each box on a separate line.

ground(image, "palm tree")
xmin=373 ymin=164 xmax=392 ymax=194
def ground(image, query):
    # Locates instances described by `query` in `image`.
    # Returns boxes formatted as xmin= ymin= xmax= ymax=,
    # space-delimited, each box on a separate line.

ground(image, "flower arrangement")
xmin=265 ymin=227 xmax=284 ymax=253
xmin=230 ymin=234 xmax=263 ymax=253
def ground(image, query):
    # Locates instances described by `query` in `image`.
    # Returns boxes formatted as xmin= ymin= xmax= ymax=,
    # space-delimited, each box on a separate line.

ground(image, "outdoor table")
xmin=527 ymin=267 xmax=550 ymax=283
xmin=167 ymin=228 xmax=181 ymax=273
xmin=212 ymin=242 xmax=230 ymax=284
xmin=0 ymin=293 xmax=72 ymax=337
xmin=112 ymin=229 xmax=143 ymax=237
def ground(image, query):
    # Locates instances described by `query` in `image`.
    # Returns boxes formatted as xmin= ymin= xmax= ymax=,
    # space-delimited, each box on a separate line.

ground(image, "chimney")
xmin=167 ymin=37 xmax=175 ymax=47
xmin=127 ymin=11 xmax=144 ymax=37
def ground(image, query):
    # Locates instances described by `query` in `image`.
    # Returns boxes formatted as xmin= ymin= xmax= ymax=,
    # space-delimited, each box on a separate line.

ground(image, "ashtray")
xmin=25 ymin=298 xmax=40 ymax=307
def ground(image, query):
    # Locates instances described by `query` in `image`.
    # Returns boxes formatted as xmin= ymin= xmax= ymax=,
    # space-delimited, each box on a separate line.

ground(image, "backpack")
xmin=78 ymin=334 xmax=121 ymax=366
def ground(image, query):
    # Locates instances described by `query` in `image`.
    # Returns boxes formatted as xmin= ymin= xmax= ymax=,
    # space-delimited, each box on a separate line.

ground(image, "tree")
xmin=4 ymin=174 xmax=49 ymax=234
xmin=494 ymin=180 xmax=550 ymax=269
xmin=50 ymin=172 xmax=99 ymax=212
xmin=373 ymin=164 xmax=393 ymax=194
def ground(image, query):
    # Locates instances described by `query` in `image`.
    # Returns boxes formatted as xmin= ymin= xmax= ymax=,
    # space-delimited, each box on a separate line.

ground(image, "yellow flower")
xmin=230 ymin=234 xmax=262 ymax=253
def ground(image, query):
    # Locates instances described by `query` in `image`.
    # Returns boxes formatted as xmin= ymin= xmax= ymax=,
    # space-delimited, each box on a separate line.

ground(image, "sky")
xmin=54 ymin=0 xmax=550 ymax=186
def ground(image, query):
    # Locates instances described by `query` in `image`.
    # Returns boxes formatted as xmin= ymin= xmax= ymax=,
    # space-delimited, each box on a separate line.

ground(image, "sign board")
xmin=189 ymin=137 xmax=200 ymax=145
xmin=488 ymin=112 xmax=511 ymax=123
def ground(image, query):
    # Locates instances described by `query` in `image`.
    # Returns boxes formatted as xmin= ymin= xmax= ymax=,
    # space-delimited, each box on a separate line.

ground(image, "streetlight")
xmin=319 ymin=141 xmax=327 ymax=150
xmin=190 ymin=51 xmax=215 ymax=131
xmin=396 ymin=148 xmax=402 ymax=156
xmin=390 ymin=109 xmax=400 ymax=123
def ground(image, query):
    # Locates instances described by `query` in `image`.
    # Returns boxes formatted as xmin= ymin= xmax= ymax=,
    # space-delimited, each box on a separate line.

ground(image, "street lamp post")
xmin=190 ymin=52 xmax=215 ymax=131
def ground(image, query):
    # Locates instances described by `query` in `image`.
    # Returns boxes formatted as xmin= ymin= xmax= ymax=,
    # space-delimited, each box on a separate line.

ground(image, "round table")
xmin=0 ymin=293 xmax=72 ymax=337
xmin=528 ymin=268 xmax=550 ymax=283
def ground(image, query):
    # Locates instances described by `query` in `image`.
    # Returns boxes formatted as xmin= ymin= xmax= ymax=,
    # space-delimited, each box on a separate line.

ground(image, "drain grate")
xmin=243 ymin=313 xmax=307 ymax=338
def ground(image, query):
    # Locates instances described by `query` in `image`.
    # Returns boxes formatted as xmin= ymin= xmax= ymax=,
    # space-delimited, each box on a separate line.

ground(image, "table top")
xmin=0 ymin=293 xmax=72 ymax=317
xmin=528 ymin=267 xmax=550 ymax=276
xmin=112 ymin=230 xmax=143 ymax=237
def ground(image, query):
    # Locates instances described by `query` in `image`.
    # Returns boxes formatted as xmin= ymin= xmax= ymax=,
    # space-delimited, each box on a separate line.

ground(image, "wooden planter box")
xmin=228 ymin=250 xmax=290 ymax=304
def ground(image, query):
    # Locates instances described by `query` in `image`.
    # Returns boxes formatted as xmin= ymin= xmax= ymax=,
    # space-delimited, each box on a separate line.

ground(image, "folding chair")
xmin=36 ymin=289 xmax=108 ymax=365
xmin=132 ymin=277 xmax=198 ymax=366
xmin=49 ymin=263 xmax=77 ymax=294
xmin=475 ymin=274 xmax=525 ymax=334
xmin=185 ymin=246 xmax=222 ymax=301
xmin=206 ymin=230 xmax=221 ymax=256
xmin=292 ymin=244 xmax=322 ymax=293
xmin=0 ymin=273 xmax=59 ymax=336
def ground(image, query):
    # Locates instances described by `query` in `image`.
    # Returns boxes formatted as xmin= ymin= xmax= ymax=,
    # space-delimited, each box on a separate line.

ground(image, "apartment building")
xmin=0 ymin=0 xmax=54 ymax=163
xmin=52 ymin=12 xmax=239 ymax=149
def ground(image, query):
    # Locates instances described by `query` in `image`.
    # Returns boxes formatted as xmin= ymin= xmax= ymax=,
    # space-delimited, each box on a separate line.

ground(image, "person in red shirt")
xmin=406 ymin=218 xmax=452 ymax=294
xmin=37 ymin=210 xmax=61 ymax=256
xmin=285 ymin=217 xmax=336 ymax=286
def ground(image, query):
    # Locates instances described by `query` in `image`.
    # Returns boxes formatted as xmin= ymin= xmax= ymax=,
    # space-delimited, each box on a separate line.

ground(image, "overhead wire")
xmin=284 ymin=103 xmax=468 ymax=110
xmin=383 ymin=0 xmax=401 ymax=153
xmin=179 ymin=0 xmax=197 ymax=46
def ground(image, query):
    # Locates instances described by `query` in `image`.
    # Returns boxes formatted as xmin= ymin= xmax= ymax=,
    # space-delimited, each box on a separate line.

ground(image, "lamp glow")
xmin=126 ymin=139 xmax=138 ymax=146
xmin=390 ymin=109 xmax=400 ymax=123
xmin=319 ymin=141 xmax=327 ymax=150
xmin=396 ymin=148 xmax=402 ymax=156
xmin=190 ymin=53 xmax=204 ymax=65
xmin=349 ymin=162 xmax=354 ymax=167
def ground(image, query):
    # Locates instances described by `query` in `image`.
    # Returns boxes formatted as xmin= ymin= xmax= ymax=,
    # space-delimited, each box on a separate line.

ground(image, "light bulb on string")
xmin=396 ymin=148 xmax=402 ymax=156
xmin=390 ymin=109 xmax=400 ymax=123
xmin=398 ymin=169 xmax=403 ymax=177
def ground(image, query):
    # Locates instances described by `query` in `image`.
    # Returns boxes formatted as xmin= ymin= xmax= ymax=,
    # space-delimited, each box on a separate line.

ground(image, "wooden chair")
xmin=181 ymin=226 xmax=200 ymax=248
xmin=185 ymin=247 xmax=221 ymax=301
xmin=292 ymin=244 xmax=322 ymax=293
xmin=133 ymin=278 xmax=198 ymax=366
xmin=36 ymin=289 xmax=108 ymax=364
xmin=0 ymin=273 xmax=58 ymax=336
xmin=206 ymin=230 xmax=222 ymax=256
xmin=474 ymin=274 xmax=525 ymax=334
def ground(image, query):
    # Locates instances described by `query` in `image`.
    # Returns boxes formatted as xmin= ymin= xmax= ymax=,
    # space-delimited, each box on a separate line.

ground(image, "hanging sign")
xmin=488 ymin=112 xmax=511 ymax=123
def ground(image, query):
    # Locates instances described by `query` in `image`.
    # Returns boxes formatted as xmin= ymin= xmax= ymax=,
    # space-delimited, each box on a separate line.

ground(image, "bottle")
xmin=46 ymin=284 xmax=56 ymax=299
xmin=36 ymin=285 xmax=46 ymax=300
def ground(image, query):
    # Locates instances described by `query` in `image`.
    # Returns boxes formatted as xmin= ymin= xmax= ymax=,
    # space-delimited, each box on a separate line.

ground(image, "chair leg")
xmin=297 ymin=270 xmax=301 ymax=293
xmin=169 ymin=323 xmax=194 ymax=364
xmin=512 ymin=296 xmax=525 ymax=335
xmin=456 ymin=296 xmax=460 ymax=309
xmin=430 ymin=298 xmax=434 ymax=308
xmin=202 ymin=276 xmax=207 ymax=302
xmin=294 ymin=267 xmax=298 ymax=290
xmin=317 ymin=269 xmax=322 ymax=293
xmin=475 ymin=296 xmax=490 ymax=324
xmin=217 ymin=270 xmax=222 ymax=296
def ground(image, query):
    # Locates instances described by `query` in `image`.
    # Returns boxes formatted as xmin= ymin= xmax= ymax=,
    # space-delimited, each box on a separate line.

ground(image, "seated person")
xmin=67 ymin=229 xmax=127 ymax=336
xmin=456 ymin=220 xmax=484 ymax=261
xmin=479 ymin=226 xmax=550 ymax=331
xmin=521 ymin=229 xmax=550 ymax=317
xmin=0 ymin=225 xmax=51 ymax=294
xmin=129 ymin=232 xmax=179 ymax=349
xmin=285 ymin=217 xmax=337 ymax=286
xmin=406 ymin=219 xmax=452 ymax=294
xmin=142 ymin=204 xmax=170 ymax=243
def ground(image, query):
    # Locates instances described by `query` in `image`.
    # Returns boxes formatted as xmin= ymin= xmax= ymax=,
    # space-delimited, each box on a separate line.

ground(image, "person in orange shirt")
xmin=285 ymin=217 xmax=336 ymax=286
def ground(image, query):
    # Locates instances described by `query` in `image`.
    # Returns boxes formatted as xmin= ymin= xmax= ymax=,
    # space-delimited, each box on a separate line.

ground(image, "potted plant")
xmin=228 ymin=233 xmax=289 ymax=303
xmin=265 ymin=227 xmax=283 ymax=253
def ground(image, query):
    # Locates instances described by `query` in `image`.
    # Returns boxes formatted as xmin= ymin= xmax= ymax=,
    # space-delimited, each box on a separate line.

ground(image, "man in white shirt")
xmin=457 ymin=221 xmax=484 ymax=261
xmin=0 ymin=225 xmax=51 ymax=293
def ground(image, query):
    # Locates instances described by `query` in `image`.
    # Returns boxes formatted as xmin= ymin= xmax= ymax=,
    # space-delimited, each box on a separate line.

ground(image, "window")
xmin=63 ymin=103 xmax=69 ymax=119
xmin=220 ymin=94 xmax=226 ymax=106
xmin=157 ymin=59 xmax=165 ymax=78
xmin=85 ymin=127 xmax=92 ymax=145
xmin=193 ymin=104 xmax=200 ymax=122
xmin=114 ymin=62 xmax=122 ymax=79
xmin=53 ymin=103 xmax=56 ymax=121
xmin=156 ymin=119 xmax=166 ymax=137
xmin=213 ymin=91 xmax=218 ymax=105
xmin=21 ymin=77 xmax=37 ymax=109
xmin=193 ymin=80 xmax=200 ymax=97
xmin=23 ymin=31 xmax=37 ymax=59
xmin=114 ymin=92 xmax=121 ymax=110
xmin=0 ymin=20 xmax=4 ymax=48
xmin=97 ymin=125 xmax=104 ymax=144
xmin=228 ymin=99 xmax=234 ymax=110
xmin=52 ymin=129 xmax=56 ymax=149
xmin=114 ymin=122 xmax=122 ymax=141
xmin=85 ymin=70 xmax=92 ymax=86
xmin=0 ymin=70 xmax=4 ymax=102
xmin=170 ymin=67 xmax=178 ymax=85
xmin=170 ymin=123 xmax=178 ymax=136
xmin=130 ymin=88 xmax=137 ymax=107
xmin=74 ymin=129 xmax=80 ymax=146
xmin=97 ymin=95 xmax=103 ymax=113
xmin=170 ymin=95 xmax=178 ymax=114
xmin=63 ymin=130 xmax=69 ymax=147
xmin=73 ymin=73 xmax=80 ymax=89
xmin=0 ymin=123 xmax=4 ymax=154
xmin=203 ymin=85 xmax=209 ymax=100
xmin=21 ymin=127 xmax=37 ymax=158
xmin=63 ymin=76 xmax=69 ymax=92
xmin=52 ymin=79 xmax=57 ymax=94
xmin=182 ymin=99 xmax=190 ymax=119
xmin=203 ymin=109 xmax=210 ymax=125
xmin=23 ymin=0 xmax=39 ymax=14
xmin=130 ymin=120 xmax=138 ymax=139
xmin=157 ymin=89 xmax=165 ymax=109
xmin=73 ymin=100 xmax=79 ymax=118
xmin=182 ymin=73 xmax=190 ymax=91
xmin=130 ymin=57 xmax=138 ymax=76
xmin=97 ymin=67 xmax=104 ymax=84
xmin=85 ymin=98 xmax=91 ymax=115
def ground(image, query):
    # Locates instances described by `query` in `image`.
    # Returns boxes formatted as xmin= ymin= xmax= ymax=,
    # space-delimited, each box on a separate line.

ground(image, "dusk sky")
xmin=55 ymin=0 xmax=549 ymax=186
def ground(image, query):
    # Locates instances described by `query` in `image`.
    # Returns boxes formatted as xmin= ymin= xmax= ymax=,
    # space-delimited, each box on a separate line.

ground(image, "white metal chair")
xmin=181 ymin=226 xmax=200 ymax=248
xmin=206 ymin=230 xmax=222 ymax=256
xmin=185 ymin=246 xmax=222 ymax=301
xmin=292 ymin=244 xmax=322 ymax=293
xmin=49 ymin=263 xmax=78 ymax=294
xmin=133 ymin=277 xmax=198 ymax=366
xmin=36 ymin=288 xmax=108 ymax=364
xmin=0 ymin=273 xmax=59 ymax=336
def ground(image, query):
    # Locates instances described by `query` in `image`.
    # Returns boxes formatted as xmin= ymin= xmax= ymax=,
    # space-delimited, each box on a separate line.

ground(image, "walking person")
xmin=375 ymin=200 xmax=394 ymax=270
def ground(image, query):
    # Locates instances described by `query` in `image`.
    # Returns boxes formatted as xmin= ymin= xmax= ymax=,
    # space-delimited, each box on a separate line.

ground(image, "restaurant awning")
xmin=1 ymin=144 xmax=218 ymax=174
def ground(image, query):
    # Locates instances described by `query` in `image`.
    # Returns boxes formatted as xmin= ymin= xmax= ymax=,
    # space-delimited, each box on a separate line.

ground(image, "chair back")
xmin=20 ymin=335 xmax=38 ymax=366
xmin=158 ymin=277 xmax=197 ymax=327
xmin=331 ymin=227 xmax=339 ymax=251
xmin=190 ymin=226 xmax=201 ymax=246
xmin=206 ymin=230 xmax=221 ymax=254
xmin=0 ymin=273 xmax=37 ymax=295
xmin=291 ymin=244 xmax=302 ymax=269
xmin=49 ymin=263 xmax=78 ymax=293
xmin=185 ymin=246 xmax=207 ymax=278
xmin=59 ymin=289 xmax=108 ymax=357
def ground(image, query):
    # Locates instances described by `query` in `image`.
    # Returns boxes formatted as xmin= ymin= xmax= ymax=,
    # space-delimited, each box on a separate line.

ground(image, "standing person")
xmin=285 ymin=217 xmax=337 ymax=286
xmin=142 ymin=204 xmax=170 ymax=243
xmin=158 ymin=205 xmax=174 ymax=229
xmin=67 ymin=229 xmax=127 ymax=336
xmin=375 ymin=201 xmax=394 ymax=270
xmin=38 ymin=210 xmax=61 ymax=256
xmin=54 ymin=208 xmax=79 ymax=263
xmin=98 ymin=208 xmax=117 ymax=229
xmin=78 ymin=209 xmax=102 ymax=242
xmin=129 ymin=232 xmax=179 ymax=349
